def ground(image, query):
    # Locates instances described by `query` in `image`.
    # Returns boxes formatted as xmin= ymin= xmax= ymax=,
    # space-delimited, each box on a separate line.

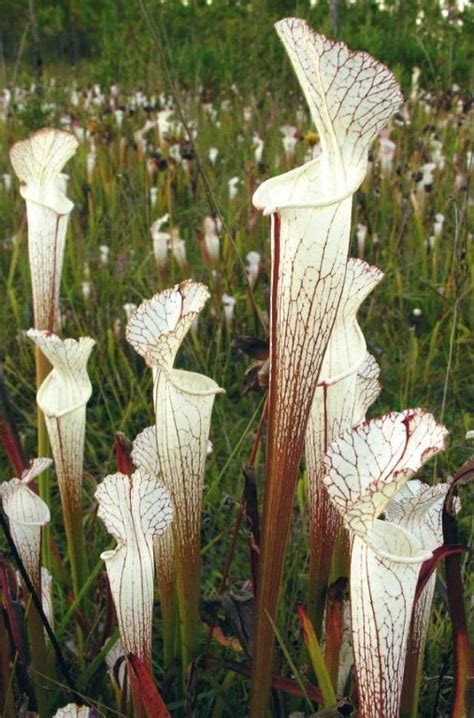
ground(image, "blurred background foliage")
xmin=0 ymin=1 xmax=472 ymax=93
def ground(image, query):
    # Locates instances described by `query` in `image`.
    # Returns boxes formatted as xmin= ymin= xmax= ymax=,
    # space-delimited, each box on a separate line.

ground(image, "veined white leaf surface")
xmin=385 ymin=480 xmax=455 ymax=661
xmin=250 ymin=21 xmax=402 ymax=713
xmin=322 ymin=409 xmax=448 ymax=540
xmin=305 ymin=260 xmax=383 ymax=631
xmin=306 ymin=259 xmax=383 ymax=498
xmin=96 ymin=470 xmax=173 ymax=669
xmin=126 ymin=280 xmax=223 ymax=664
xmin=9 ymin=128 xmax=79 ymax=331
xmin=323 ymin=411 xmax=447 ymax=718
xmin=0 ymin=458 xmax=52 ymax=592
xmin=351 ymin=520 xmax=428 ymax=718
xmin=125 ymin=279 xmax=209 ymax=370
xmin=274 ymin=18 xmax=403 ymax=196
xmin=132 ymin=426 xmax=176 ymax=602
xmin=352 ymin=353 xmax=382 ymax=426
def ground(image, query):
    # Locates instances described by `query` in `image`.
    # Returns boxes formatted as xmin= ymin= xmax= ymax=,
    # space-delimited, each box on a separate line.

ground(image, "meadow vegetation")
xmin=0 ymin=2 xmax=472 ymax=717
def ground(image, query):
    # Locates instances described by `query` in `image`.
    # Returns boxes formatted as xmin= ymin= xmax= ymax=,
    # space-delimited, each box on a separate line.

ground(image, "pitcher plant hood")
xmin=0 ymin=458 xmax=52 ymax=592
xmin=10 ymin=128 xmax=79 ymax=331
xmin=96 ymin=469 xmax=173 ymax=670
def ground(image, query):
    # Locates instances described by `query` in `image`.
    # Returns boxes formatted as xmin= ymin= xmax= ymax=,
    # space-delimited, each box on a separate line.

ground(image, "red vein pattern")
xmin=250 ymin=18 xmax=402 ymax=714
xmin=305 ymin=259 xmax=383 ymax=630
xmin=385 ymin=479 xmax=455 ymax=703
xmin=96 ymin=470 xmax=173 ymax=671
xmin=322 ymin=412 xmax=447 ymax=718
xmin=126 ymin=281 xmax=223 ymax=666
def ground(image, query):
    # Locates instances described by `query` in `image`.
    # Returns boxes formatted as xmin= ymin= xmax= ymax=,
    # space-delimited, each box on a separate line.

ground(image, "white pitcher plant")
xmin=322 ymin=409 xmax=447 ymax=718
xmin=10 ymin=129 xmax=79 ymax=566
xmin=27 ymin=330 xmax=95 ymax=599
xmin=0 ymin=458 xmax=51 ymax=593
xmin=126 ymin=279 xmax=224 ymax=670
xmin=131 ymin=424 xmax=177 ymax=668
xmin=9 ymin=128 xmax=78 ymax=333
xmin=96 ymin=470 xmax=173 ymax=672
xmin=385 ymin=479 xmax=458 ymax=714
xmin=306 ymin=258 xmax=383 ymax=632
xmin=249 ymin=17 xmax=402 ymax=714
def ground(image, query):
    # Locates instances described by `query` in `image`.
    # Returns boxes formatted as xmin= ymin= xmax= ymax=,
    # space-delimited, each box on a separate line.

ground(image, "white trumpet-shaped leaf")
xmin=27 ymin=331 xmax=95 ymax=416
xmin=305 ymin=260 xmax=383 ymax=627
xmin=385 ymin=480 xmax=455 ymax=661
xmin=322 ymin=409 xmax=448 ymax=541
xmin=351 ymin=520 xmax=429 ymax=718
xmin=132 ymin=425 xmax=176 ymax=596
xmin=250 ymin=23 xmax=402 ymax=711
xmin=126 ymin=283 xmax=223 ymax=553
xmin=0 ymin=458 xmax=51 ymax=592
xmin=10 ymin=128 xmax=79 ymax=330
xmin=323 ymin=412 xmax=447 ymax=718
xmin=266 ymin=18 xmax=403 ymax=199
xmin=126 ymin=281 xmax=223 ymax=663
xmin=27 ymin=330 xmax=95 ymax=510
xmin=126 ymin=279 xmax=209 ymax=371
xmin=152 ymin=369 xmax=223 ymax=550
xmin=96 ymin=470 xmax=173 ymax=669
xmin=306 ymin=260 xmax=383 ymax=480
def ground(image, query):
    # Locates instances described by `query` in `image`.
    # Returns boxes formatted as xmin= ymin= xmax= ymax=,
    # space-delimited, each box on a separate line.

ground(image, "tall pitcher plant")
xmin=306 ymin=258 xmax=383 ymax=633
xmin=126 ymin=280 xmax=224 ymax=673
xmin=250 ymin=18 xmax=402 ymax=715
xmin=9 ymin=129 xmax=79 ymax=565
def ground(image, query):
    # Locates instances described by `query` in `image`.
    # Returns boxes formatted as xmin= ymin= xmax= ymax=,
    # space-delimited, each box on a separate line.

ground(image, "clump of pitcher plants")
xmin=0 ymin=15 xmax=471 ymax=718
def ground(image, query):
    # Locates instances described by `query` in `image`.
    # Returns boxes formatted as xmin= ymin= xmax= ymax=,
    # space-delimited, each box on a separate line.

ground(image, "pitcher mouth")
xmin=367 ymin=542 xmax=432 ymax=565
xmin=253 ymin=154 xmax=367 ymax=215
xmin=155 ymin=368 xmax=225 ymax=398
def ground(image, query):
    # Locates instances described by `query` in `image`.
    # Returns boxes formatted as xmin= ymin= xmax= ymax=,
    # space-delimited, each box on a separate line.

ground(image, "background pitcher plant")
xmin=27 ymin=330 xmax=95 ymax=600
xmin=0 ymin=458 xmax=51 ymax=593
xmin=9 ymin=128 xmax=79 ymax=334
xmin=9 ymin=128 xmax=79 ymax=563
xmin=250 ymin=17 xmax=402 ymax=714
xmin=0 ymin=458 xmax=54 ymax=714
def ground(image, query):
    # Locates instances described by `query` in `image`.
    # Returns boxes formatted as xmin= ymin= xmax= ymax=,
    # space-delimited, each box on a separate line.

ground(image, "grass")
xmin=0 ymin=8 xmax=473 ymax=716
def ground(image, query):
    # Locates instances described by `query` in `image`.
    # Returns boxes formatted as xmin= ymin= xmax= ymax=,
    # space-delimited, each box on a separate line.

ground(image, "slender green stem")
xmin=25 ymin=595 xmax=56 ymax=718
xmin=56 ymin=555 xmax=104 ymax=640
xmin=298 ymin=606 xmax=337 ymax=711
xmin=176 ymin=535 xmax=201 ymax=680
xmin=61 ymin=492 xmax=89 ymax=605
xmin=160 ymin=581 xmax=178 ymax=669
xmin=399 ymin=641 xmax=423 ymax=718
